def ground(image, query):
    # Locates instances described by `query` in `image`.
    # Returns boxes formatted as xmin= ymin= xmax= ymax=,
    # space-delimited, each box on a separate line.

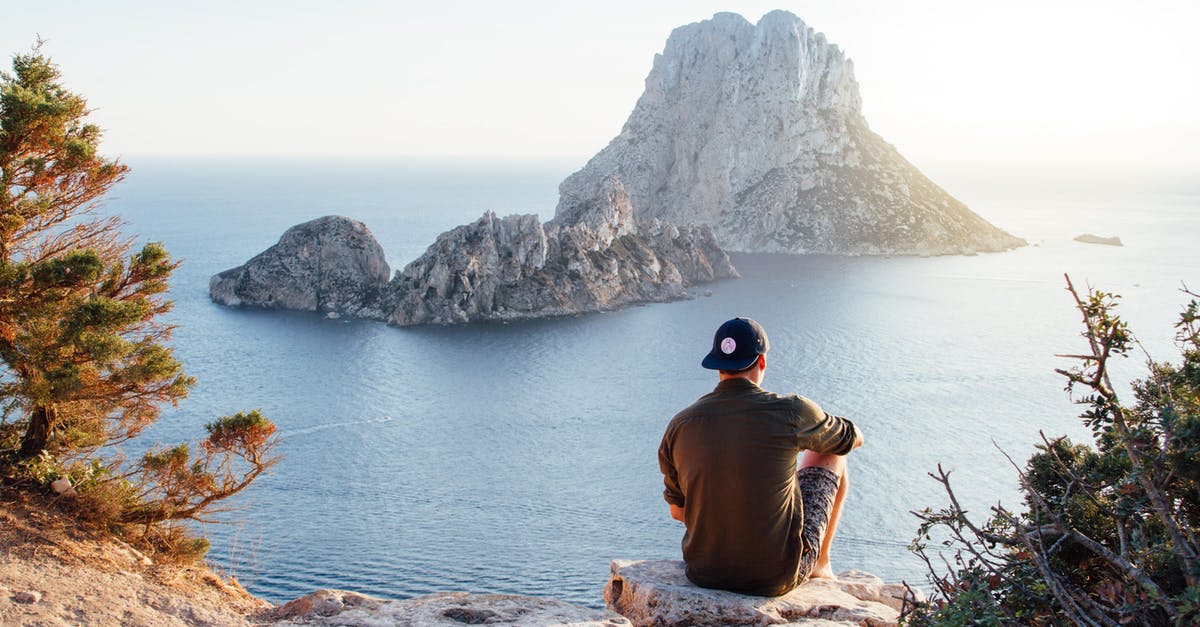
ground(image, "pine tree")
xmin=0 ymin=44 xmax=277 ymax=545
xmin=0 ymin=42 xmax=191 ymax=461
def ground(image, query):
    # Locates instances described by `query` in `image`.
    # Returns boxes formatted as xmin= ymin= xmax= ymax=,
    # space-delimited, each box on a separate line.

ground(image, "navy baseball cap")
xmin=701 ymin=317 xmax=770 ymax=371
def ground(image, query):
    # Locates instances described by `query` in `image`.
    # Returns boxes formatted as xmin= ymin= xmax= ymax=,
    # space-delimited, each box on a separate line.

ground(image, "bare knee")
xmin=800 ymin=450 xmax=847 ymax=476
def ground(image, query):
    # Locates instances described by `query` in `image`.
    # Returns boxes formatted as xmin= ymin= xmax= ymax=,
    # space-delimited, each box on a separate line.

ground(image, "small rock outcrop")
xmin=1074 ymin=233 xmax=1123 ymax=246
xmin=266 ymin=589 xmax=631 ymax=626
xmin=604 ymin=560 xmax=916 ymax=627
xmin=387 ymin=178 xmax=736 ymax=325
xmin=210 ymin=216 xmax=391 ymax=318
xmin=557 ymin=10 xmax=1024 ymax=255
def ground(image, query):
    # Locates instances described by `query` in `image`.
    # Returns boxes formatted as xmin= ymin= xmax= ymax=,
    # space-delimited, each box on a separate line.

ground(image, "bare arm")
xmin=669 ymin=503 xmax=685 ymax=523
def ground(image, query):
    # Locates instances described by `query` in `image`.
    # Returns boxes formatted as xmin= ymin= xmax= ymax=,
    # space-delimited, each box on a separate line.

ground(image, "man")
xmin=658 ymin=317 xmax=863 ymax=596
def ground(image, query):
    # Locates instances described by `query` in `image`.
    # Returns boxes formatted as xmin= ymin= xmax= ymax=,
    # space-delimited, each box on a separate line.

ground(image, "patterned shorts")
xmin=796 ymin=466 xmax=841 ymax=581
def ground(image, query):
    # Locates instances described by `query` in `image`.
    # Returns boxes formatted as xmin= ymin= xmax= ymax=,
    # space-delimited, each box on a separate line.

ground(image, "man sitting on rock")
xmin=658 ymin=317 xmax=863 ymax=596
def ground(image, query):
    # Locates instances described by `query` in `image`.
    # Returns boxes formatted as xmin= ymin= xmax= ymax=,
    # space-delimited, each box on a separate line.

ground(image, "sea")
xmin=101 ymin=157 xmax=1199 ymax=607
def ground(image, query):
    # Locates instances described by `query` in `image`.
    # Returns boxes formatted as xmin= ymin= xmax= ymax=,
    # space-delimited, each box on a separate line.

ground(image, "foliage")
xmin=907 ymin=276 xmax=1200 ymax=626
xmin=0 ymin=44 xmax=279 ymax=559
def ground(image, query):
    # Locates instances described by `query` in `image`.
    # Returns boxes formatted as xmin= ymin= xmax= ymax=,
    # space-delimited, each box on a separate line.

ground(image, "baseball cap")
xmin=701 ymin=317 xmax=770 ymax=371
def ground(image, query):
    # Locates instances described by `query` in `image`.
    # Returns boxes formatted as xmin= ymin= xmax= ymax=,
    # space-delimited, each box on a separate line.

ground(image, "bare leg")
xmin=799 ymin=451 xmax=849 ymax=580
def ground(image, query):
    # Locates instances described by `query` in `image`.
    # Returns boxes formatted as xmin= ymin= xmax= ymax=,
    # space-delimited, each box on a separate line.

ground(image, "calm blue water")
xmin=103 ymin=157 xmax=1200 ymax=607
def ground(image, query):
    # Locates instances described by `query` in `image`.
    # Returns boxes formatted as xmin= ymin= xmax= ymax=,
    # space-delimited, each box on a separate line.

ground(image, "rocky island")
xmin=558 ymin=10 xmax=1023 ymax=255
xmin=384 ymin=178 xmax=735 ymax=325
xmin=209 ymin=216 xmax=392 ymax=319
xmin=1074 ymin=233 xmax=1123 ymax=246
xmin=211 ymin=179 xmax=736 ymax=324
xmin=212 ymin=10 xmax=1024 ymax=324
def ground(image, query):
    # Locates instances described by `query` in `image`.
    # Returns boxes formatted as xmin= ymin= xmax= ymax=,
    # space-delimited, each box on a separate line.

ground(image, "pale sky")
xmin=3 ymin=1 xmax=1198 ymax=173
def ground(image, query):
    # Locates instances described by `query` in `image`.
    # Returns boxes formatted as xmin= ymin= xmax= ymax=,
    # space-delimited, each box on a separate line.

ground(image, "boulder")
xmin=265 ymin=589 xmax=381 ymax=621
xmin=210 ymin=216 xmax=391 ymax=318
xmin=266 ymin=589 xmax=631 ymax=626
xmin=604 ymin=560 xmax=916 ymax=627
xmin=557 ymin=11 xmax=1024 ymax=255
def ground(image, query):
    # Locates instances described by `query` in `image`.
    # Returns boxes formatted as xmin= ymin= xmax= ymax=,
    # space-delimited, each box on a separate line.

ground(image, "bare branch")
xmin=995 ymin=441 xmax=1178 ymax=620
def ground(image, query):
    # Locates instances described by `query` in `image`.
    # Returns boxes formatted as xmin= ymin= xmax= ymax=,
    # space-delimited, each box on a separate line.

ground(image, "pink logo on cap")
xmin=720 ymin=337 xmax=737 ymax=354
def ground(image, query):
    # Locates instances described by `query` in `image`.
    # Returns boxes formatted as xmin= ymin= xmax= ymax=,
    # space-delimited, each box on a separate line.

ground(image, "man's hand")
xmin=669 ymin=503 xmax=685 ymax=523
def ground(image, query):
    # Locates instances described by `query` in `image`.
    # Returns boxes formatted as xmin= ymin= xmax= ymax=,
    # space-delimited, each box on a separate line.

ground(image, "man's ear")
xmin=758 ymin=354 xmax=767 ymax=370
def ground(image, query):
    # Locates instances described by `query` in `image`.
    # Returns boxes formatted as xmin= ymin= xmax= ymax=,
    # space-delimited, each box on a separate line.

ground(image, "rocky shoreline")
xmin=0 ymin=502 xmax=914 ymax=626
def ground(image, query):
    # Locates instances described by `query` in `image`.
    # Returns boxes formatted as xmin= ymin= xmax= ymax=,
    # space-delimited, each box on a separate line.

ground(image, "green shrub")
xmin=908 ymin=277 xmax=1200 ymax=626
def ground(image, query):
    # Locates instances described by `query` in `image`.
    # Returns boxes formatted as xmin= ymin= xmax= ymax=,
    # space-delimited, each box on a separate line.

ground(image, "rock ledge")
xmin=604 ymin=559 xmax=916 ymax=627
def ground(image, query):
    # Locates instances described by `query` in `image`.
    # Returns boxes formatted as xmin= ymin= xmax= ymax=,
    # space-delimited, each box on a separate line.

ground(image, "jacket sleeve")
xmin=658 ymin=426 xmax=685 ymax=507
xmin=793 ymin=397 xmax=859 ymax=456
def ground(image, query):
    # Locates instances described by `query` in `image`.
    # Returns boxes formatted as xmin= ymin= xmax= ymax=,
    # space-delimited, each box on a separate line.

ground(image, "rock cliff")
xmin=210 ymin=216 xmax=391 ymax=318
xmin=557 ymin=10 xmax=1024 ymax=255
xmin=387 ymin=178 xmax=735 ymax=325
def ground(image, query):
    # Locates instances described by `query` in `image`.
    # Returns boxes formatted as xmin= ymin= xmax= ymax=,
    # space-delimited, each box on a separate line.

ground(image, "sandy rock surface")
xmin=265 ymin=589 xmax=631 ymax=626
xmin=1 ymin=500 xmax=630 ymax=627
xmin=0 ymin=500 xmax=268 ymax=626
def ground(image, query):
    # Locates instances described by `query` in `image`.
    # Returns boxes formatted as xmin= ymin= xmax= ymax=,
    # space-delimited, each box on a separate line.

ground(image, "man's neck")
xmin=718 ymin=371 xmax=764 ymax=386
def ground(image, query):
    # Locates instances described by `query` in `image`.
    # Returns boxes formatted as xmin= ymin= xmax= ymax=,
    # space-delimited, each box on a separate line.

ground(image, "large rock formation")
xmin=210 ymin=216 xmax=391 ymax=318
xmin=604 ymin=560 xmax=917 ymax=627
xmin=557 ymin=10 xmax=1024 ymax=255
xmin=387 ymin=178 xmax=735 ymax=325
